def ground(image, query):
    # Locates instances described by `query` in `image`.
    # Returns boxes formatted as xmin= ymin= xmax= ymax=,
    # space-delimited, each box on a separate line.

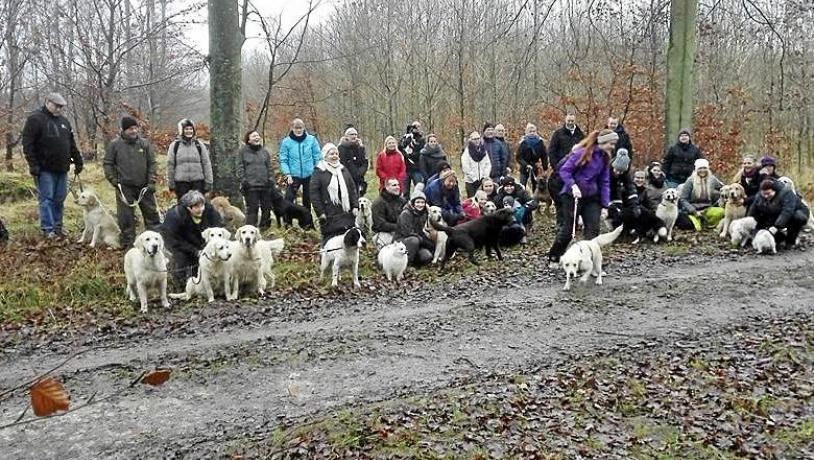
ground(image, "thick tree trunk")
xmin=208 ymin=0 xmax=243 ymax=203
xmin=665 ymin=0 xmax=698 ymax=143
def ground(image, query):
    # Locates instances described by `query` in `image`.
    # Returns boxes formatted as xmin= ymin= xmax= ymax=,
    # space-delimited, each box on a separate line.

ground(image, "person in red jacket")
xmin=375 ymin=136 xmax=407 ymax=191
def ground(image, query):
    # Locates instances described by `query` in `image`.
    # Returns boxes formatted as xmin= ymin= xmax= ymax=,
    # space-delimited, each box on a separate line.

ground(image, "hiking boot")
xmin=54 ymin=228 xmax=69 ymax=238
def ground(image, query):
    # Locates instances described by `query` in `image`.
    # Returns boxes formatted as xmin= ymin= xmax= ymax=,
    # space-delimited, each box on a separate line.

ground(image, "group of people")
xmin=19 ymin=92 xmax=810 ymax=290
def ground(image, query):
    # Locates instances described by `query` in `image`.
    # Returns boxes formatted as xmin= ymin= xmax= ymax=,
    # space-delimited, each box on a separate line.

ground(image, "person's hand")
xmin=286 ymin=175 xmax=293 ymax=185
xmin=571 ymin=184 xmax=582 ymax=198
xmin=769 ymin=226 xmax=778 ymax=235
xmin=29 ymin=165 xmax=40 ymax=177
xmin=632 ymin=206 xmax=642 ymax=218
xmin=600 ymin=208 xmax=608 ymax=219
xmin=352 ymin=208 xmax=359 ymax=217
xmin=74 ymin=163 xmax=83 ymax=175
xmin=759 ymin=167 xmax=769 ymax=175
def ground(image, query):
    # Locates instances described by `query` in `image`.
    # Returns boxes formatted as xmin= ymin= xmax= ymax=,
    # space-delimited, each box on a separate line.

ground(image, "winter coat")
xmin=237 ymin=144 xmax=274 ymax=190
xmin=419 ymin=144 xmax=448 ymax=178
xmin=548 ymin=124 xmax=585 ymax=171
xmin=461 ymin=145 xmax=492 ymax=184
xmin=309 ymin=162 xmax=359 ymax=237
xmin=558 ymin=146 xmax=611 ymax=207
xmin=103 ymin=135 xmax=157 ymax=188
xmin=496 ymin=186 xmax=534 ymax=208
xmin=738 ymin=170 xmax=761 ymax=199
xmin=517 ymin=135 xmax=548 ymax=170
xmin=396 ymin=203 xmax=429 ymax=240
xmin=679 ymin=174 xmax=724 ymax=213
xmin=461 ymin=198 xmax=481 ymax=222
xmin=399 ymin=133 xmax=425 ymax=171
xmin=483 ymin=137 xmax=509 ymax=179
xmin=338 ymin=139 xmax=368 ymax=186
xmin=641 ymin=183 xmax=666 ymax=211
xmin=609 ymin=171 xmax=640 ymax=208
xmin=371 ymin=190 xmax=406 ymax=233
xmin=748 ymin=182 xmax=810 ymax=229
xmin=424 ymin=177 xmax=463 ymax=215
xmin=375 ymin=149 xmax=407 ymax=190
xmin=21 ymin=106 xmax=83 ymax=174
xmin=612 ymin=125 xmax=633 ymax=159
xmin=160 ymin=202 xmax=223 ymax=258
xmin=663 ymin=139 xmax=703 ymax=185
xmin=167 ymin=138 xmax=213 ymax=189
xmin=279 ymin=131 xmax=321 ymax=178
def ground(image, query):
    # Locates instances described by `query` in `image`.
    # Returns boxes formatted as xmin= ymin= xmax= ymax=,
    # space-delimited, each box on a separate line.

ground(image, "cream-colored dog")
xmin=256 ymin=238 xmax=285 ymax=289
xmin=124 ymin=231 xmax=169 ymax=312
xmin=227 ymin=225 xmax=266 ymax=299
xmin=169 ymin=236 xmax=233 ymax=302
xmin=211 ymin=196 xmax=246 ymax=230
xmin=424 ymin=206 xmax=449 ymax=264
xmin=75 ymin=190 xmax=121 ymax=248
xmin=717 ymin=183 xmax=747 ymax=238
xmin=561 ymin=225 xmax=623 ymax=291
xmin=202 ymin=227 xmax=232 ymax=243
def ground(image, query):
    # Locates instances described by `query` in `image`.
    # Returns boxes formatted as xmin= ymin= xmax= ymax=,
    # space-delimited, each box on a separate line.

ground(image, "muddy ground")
xmin=1 ymin=241 xmax=813 ymax=459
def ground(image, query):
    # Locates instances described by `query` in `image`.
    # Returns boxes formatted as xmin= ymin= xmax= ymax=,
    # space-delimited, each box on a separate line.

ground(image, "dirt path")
xmin=1 ymin=250 xmax=813 ymax=459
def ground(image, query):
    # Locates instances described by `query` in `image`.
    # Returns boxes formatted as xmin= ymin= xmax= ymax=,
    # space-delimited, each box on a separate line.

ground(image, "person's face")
xmin=347 ymin=132 xmax=358 ymax=143
xmin=496 ymin=126 xmax=506 ymax=137
xmin=385 ymin=179 xmax=400 ymax=195
xmin=607 ymin=118 xmax=618 ymax=130
xmin=477 ymin=196 xmax=487 ymax=207
xmin=291 ymin=122 xmax=305 ymax=135
xmin=413 ymin=198 xmax=426 ymax=211
xmin=764 ymin=165 xmax=775 ymax=174
xmin=470 ymin=134 xmax=481 ymax=144
xmin=427 ymin=136 xmax=438 ymax=147
xmin=482 ymin=181 xmax=494 ymax=193
xmin=443 ymin=177 xmax=456 ymax=189
xmin=633 ymin=173 xmax=646 ymax=187
xmin=696 ymin=166 xmax=709 ymax=178
xmin=411 ymin=123 xmax=422 ymax=135
xmin=188 ymin=203 xmax=205 ymax=218
xmin=504 ymin=184 xmax=515 ymax=194
xmin=385 ymin=138 xmax=397 ymax=151
xmin=742 ymin=158 xmax=755 ymax=170
xmin=46 ymin=101 xmax=65 ymax=116
xmin=761 ymin=188 xmax=776 ymax=200
xmin=325 ymin=148 xmax=339 ymax=162
xmin=651 ymin=166 xmax=663 ymax=177
xmin=183 ymin=126 xmax=195 ymax=138
xmin=599 ymin=140 xmax=617 ymax=154
xmin=483 ymin=127 xmax=495 ymax=138
xmin=565 ymin=115 xmax=576 ymax=129
xmin=124 ymin=125 xmax=140 ymax=138
xmin=679 ymin=133 xmax=690 ymax=144
xmin=526 ymin=126 xmax=538 ymax=137
xmin=248 ymin=131 xmax=261 ymax=145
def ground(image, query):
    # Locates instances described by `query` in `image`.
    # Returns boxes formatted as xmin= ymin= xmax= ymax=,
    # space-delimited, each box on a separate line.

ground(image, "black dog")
xmin=268 ymin=184 xmax=314 ymax=229
xmin=434 ymin=207 xmax=515 ymax=268
xmin=614 ymin=205 xmax=667 ymax=243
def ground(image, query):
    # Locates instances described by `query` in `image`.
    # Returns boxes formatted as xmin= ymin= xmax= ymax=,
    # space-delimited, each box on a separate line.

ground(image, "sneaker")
xmin=44 ymin=231 xmax=58 ymax=239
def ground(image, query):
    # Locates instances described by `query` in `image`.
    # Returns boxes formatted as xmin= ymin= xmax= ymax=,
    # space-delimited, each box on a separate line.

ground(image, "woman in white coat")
xmin=460 ymin=131 xmax=491 ymax=198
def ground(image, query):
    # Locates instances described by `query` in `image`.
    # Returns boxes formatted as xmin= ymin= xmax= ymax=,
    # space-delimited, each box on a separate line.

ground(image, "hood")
xmin=421 ymin=144 xmax=444 ymax=158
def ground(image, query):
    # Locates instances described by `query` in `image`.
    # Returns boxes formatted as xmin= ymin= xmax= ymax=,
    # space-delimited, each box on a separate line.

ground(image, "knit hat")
xmin=121 ymin=116 xmax=138 ymax=131
xmin=760 ymin=155 xmax=776 ymax=167
xmin=178 ymin=118 xmax=195 ymax=137
xmin=501 ymin=176 xmax=516 ymax=187
xmin=344 ymin=127 xmax=358 ymax=136
xmin=410 ymin=182 xmax=426 ymax=203
xmin=321 ymin=142 xmax=338 ymax=157
xmin=597 ymin=131 xmax=619 ymax=144
xmin=439 ymin=169 xmax=456 ymax=181
xmin=502 ymin=196 xmax=515 ymax=208
xmin=678 ymin=128 xmax=692 ymax=137
xmin=611 ymin=149 xmax=631 ymax=172
xmin=694 ymin=158 xmax=709 ymax=170
xmin=483 ymin=122 xmax=495 ymax=132
xmin=46 ymin=92 xmax=67 ymax=106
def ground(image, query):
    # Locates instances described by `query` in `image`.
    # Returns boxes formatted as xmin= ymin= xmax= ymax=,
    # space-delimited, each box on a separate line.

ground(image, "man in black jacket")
xmin=547 ymin=113 xmax=585 ymax=229
xmin=21 ymin=93 xmax=84 ymax=238
xmin=607 ymin=117 xmax=633 ymax=160
xmin=748 ymin=179 xmax=810 ymax=249
xmin=371 ymin=177 xmax=407 ymax=249
xmin=399 ymin=121 xmax=426 ymax=199
xmin=338 ymin=127 xmax=369 ymax=195
xmin=160 ymin=190 xmax=224 ymax=287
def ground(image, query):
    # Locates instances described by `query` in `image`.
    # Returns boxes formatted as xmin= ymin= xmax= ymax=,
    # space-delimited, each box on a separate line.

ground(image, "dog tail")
xmin=657 ymin=227 xmax=668 ymax=238
xmin=591 ymin=224 xmax=624 ymax=247
xmin=430 ymin=217 xmax=452 ymax=233
xmin=268 ymin=238 xmax=285 ymax=257
xmin=168 ymin=292 xmax=190 ymax=300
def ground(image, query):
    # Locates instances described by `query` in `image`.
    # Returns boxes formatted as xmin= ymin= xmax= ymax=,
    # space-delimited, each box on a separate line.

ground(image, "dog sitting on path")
xmin=377 ymin=241 xmax=408 ymax=281
xmin=355 ymin=197 xmax=374 ymax=235
xmin=656 ymin=188 xmax=680 ymax=242
xmin=75 ymin=190 xmax=121 ymax=248
xmin=560 ymin=224 xmax=624 ymax=291
xmin=124 ymin=231 xmax=170 ymax=312
xmin=752 ymin=229 xmax=777 ymax=254
xmin=717 ymin=183 xmax=747 ymax=239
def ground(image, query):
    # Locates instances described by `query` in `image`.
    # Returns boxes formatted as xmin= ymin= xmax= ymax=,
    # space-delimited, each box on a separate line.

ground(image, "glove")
xmin=632 ymin=206 xmax=642 ymax=218
xmin=74 ymin=163 xmax=83 ymax=175
xmin=601 ymin=208 xmax=608 ymax=219
xmin=571 ymin=184 xmax=582 ymax=199
xmin=769 ymin=226 xmax=778 ymax=235
xmin=29 ymin=165 xmax=40 ymax=177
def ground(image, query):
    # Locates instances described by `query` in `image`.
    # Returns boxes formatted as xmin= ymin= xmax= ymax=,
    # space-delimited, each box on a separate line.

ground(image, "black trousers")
xmin=547 ymin=194 xmax=602 ymax=260
xmin=244 ymin=188 xmax=273 ymax=228
xmin=286 ymin=176 xmax=312 ymax=212
xmin=465 ymin=180 xmax=482 ymax=198
xmin=548 ymin=174 xmax=565 ymax=229
xmin=116 ymin=185 xmax=161 ymax=248
xmin=173 ymin=180 xmax=206 ymax=202
xmin=401 ymin=236 xmax=434 ymax=266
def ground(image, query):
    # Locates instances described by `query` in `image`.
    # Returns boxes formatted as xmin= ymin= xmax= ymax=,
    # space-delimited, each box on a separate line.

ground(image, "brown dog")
xmin=211 ymin=196 xmax=247 ymax=230
xmin=718 ymin=183 xmax=747 ymax=238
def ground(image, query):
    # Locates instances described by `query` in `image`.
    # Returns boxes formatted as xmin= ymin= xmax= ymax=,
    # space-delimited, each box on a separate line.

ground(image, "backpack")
xmin=172 ymin=139 xmax=204 ymax=172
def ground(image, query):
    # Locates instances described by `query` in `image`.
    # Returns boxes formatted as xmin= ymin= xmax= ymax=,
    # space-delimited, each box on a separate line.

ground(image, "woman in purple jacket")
xmin=547 ymin=129 xmax=616 ymax=266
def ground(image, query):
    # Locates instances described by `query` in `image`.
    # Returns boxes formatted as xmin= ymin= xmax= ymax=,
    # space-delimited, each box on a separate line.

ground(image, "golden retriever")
xmin=227 ymin=225 xmax=266 ymax=300
xmin=169 ymin=236 xmax=233 ymax=302
xmin=211 ymin=196 xmax=246 ymax=230
xmin=124 ymin=231 xmax=169 ymax=313
xmin=75 ymin=190 xmax=121 ymax=248
xmin=718 ymin=183 xmax=747 ymax=238
xmin=424 ymin=205 xmax=448 ymax=264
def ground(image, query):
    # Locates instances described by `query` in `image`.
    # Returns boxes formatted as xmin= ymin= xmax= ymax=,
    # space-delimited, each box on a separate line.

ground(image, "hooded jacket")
xmin=22 ymin=106 xmax=83 ymax=174
xmin=461 ymin=143 xmax=492 ymax=183
xmin=338 ymin=138 xmax=368 ymax=185
xmin=609 ymin=170 xmax=640 ymax=208
xmin=167 ymin=137 xmax=213 ymax=189
xmin=748 ymin=182 xmax=810 ymax=229
xmin=418 ymin=144 xmax=448 ymax=178
xmin=548 ymin=124 xmax=585 ymax=171
xmin=279 ymin=131 xmax=321 ymax=178
xmin=663 ymin=130 xmax=703 ymax=184
xmin=160 ymin=202 xmax=223 ymax=257
xmin=375 ymin=149 xmax=407 ymax=190
xmin=371 ymin=189 xmax=407 ymax=233
xmin=396 ymin=202 xmax=429 ymax=240
xmin=516 ymin=135 xmax=548 ymax=170
xmin=424 ymin=177 xmax=463 ymax=215
xmin=104 ymin=134 xmax=156 ymax=188
xmin=679 ymin=173 xmax=724 ymax=213
xmin=558 ymin=146 xmax=611 ymax=207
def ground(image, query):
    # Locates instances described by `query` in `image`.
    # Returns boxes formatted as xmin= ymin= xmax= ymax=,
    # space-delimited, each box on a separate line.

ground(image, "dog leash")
xmin=117 ymin=183 xmax=149 ymax=208
xmin=68 ymin=173 xmax=85 ymax=200
xmin=571 ymin=196 xmax=579 ymax=239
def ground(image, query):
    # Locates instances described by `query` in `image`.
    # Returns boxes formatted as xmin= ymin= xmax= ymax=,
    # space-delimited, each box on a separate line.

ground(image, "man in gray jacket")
xmin=103 ymin=116 xmax=160 ymax=248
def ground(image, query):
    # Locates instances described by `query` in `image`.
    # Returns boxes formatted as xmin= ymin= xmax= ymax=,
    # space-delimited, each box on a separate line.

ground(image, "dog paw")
xmin=353 ymin=282 xmax=361 ymax=289
xmin=595 ymin=279 xmax=603 ymax=285
xmin=162 ymin=301 xmax=170 ymax=309
xmin=140 ymin=305 xmax=148 ymax=313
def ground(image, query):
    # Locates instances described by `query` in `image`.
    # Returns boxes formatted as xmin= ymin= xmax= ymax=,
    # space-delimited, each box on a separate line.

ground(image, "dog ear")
xmin=223 ymin=229 xmax=232 ymax=240
xmin=202 ymin=228 xmax=212 ymax=242
xmin=134 ymin=232 xmax=145 ymax=250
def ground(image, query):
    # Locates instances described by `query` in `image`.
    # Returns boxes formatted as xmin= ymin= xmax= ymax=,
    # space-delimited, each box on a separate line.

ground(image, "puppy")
xmin=656 ymin=188 xmax=680 ymax=241
xmin=561 ymin=224 xmax=624 ymax=291
xmin=728 ymin=216 xmax=757 ymax=247
xmin=752 ymin=229 xmax=777 ymax=254
xmin=320 ymin=227 xmax=366 ymax=288
xmin=75 ymin=190 xmax=121 ymax=248
xmin=169 ymin=236 xmax=233 ymax=302
xmin=717 ymin=183 xmax=747 ymax=238
xmin=355 ymin=197 xmax=374 ymax=234
xmin=211 ymin=196 xmax=246 ymax=230
xmin=424 ymin=205 xmax=449 ymax=264
xmin=482 ymin=201 xmax=497 ymax=215
xmin=256 ymin=238 xmax=285 ymax=288
xmin=202 ymin=227 xmax=232 ymax=243
xmin=124 ymin=231 xmax=170 ymax=312
xmin=227 ymin=225 xmax=266 ymax=300
xmin=434 ymin=207 xmax=514 ymax=268
xmin=377 ymin=241 xmax=408 ymax=281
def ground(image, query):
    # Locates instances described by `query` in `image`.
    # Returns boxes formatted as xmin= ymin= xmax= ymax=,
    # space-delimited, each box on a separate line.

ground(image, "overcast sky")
xmin=183 ymin=1 xmax=337 ymax=54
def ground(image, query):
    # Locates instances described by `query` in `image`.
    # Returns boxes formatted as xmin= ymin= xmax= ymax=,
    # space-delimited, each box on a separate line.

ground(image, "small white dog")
xmin=355 ymin=197 xmax=374 ymax=234
xmin=75 ymin=190 xmax=121 ymax=248
xmin=227 ymin=225 xmax=266 ymax=300
xmin=425 ymin=206 xmax=449 ymax=264
xmin=728 ymin=216 xmax=757 ymax=247
xmin=124 ymin=231 xmax=169 ymax=312
xmin=377 ymin=241 xmax=408 ymax=281
xmin=482 ymin=201 xmax=497 ymax=215
xmin=656 ymin=188 xmax=680 ymax=242
xmin=752 ymin=229 xmax=777 ymax=254
xmin=169 ymin=236 xmax=233 ymax=302
xmin=202 ymin=227 xmax=231 ymax=243
xmin=561 ymin=225 xmax=624 ymax=291
xmin=320 ymin=227 xmax=366 ymax=288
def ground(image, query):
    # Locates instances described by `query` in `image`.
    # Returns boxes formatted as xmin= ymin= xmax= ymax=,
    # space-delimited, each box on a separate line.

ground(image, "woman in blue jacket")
xmin=279 ymin=118 xmax=321 ymax=212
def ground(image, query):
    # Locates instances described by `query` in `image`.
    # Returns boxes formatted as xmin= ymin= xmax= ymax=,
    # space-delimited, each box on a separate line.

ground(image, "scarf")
xmin=467 ymin=141 xmax=487 ymax=162
xmin=320 ymin=160 xmax=351 ymax=212
xmin=249 ymin=143 xmax=262 ymax=151
xmin=523 ymin=135 xmax=542 ymax=147
xmin=649 ymin=175 xmax=665 ymax=188
xmin=421 ymin=144 xmax=444 ymax=158
xmin=289 ymin=131 xmax=307 ymax=143
xmin=691 ymin=173 xmax=713 ymax=202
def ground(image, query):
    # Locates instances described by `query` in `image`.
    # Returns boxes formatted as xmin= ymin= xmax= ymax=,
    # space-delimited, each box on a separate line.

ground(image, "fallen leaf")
xmin=141 ymin=368 xmax=172 ymax=386
xmin=30 ymin=377 xmax=70 ymax=416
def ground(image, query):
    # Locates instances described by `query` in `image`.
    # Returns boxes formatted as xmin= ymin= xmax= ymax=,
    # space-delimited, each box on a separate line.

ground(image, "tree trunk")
xmin=208 ymin=0 xmax=243 ymax=203
xmin=664 ymin=0 xmax=698 ymax=144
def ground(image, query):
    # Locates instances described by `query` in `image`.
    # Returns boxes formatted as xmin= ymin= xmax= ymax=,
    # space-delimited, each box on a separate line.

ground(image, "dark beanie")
xmin=501 ymin=176 xmax=516 ymax=187
xmin=760 ymin=179 xmax=775 ymax=191
xmin=483 ymin=122 xmax=495 ymax=132
xmin=121 ymin=116 xmax=138 ymax=131
xmin=760 ymin=155 xmax=776 ymax=167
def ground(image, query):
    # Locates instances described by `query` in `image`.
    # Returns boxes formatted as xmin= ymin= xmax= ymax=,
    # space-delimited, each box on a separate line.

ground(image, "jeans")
xmin=244 ymin=189 xmax=273 ymax=228
xmin=402 ymin=169 xmax=425 ymax=200
xmin=36 ymin=171 xmax=68 ymax=233
xmin=286 ymin=176 xmax=312 ymax=212
xmin=548 ymin=194 xmax=602 ymax=260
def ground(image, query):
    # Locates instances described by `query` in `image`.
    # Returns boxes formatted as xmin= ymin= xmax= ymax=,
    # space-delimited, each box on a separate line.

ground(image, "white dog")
xmin=169 ymin=236 xmax=233 ymax=302
xmin=256 ymin=238 xmax=285 ymax=288
xmin=561 ymin=225 xmax=624 ymax=291
xmin=482 ymin=201 xmax=497 ymax=215
xmin=124 ymin=231 xmax=169 ymax=312
xmin=202 ymin=227 xmax=231 ymax=243
xmin=377 ymin=241 xmax=408 ymax=281
xmin=424 ymin=206 xmax=449 ymax=264
xmin=227 ymin=225 xmax=266 ymax=300
xmin=75 ymin=190 xmax=121 ymax=248
xmin=728 ymin=216 xmax=757 ymax=247
xmin=320 ymin=227 xmax=366 ymax=288
xmin=656 ymin=188 xmax=680 ymax=242
xmin=752 ymin=229 xmax=777 ymax=254
xmin=355 ymin=197 xmax=374 ymax=234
